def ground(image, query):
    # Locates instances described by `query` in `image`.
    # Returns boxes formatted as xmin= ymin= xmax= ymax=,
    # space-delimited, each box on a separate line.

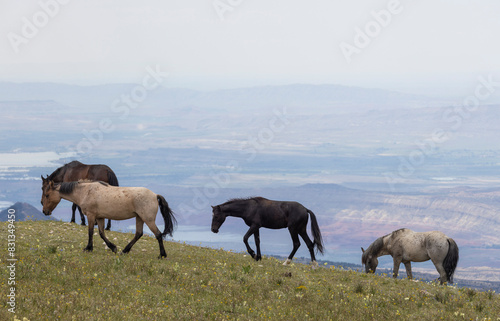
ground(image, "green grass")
xmin=1 ymin=221 xmax=499 ymax=320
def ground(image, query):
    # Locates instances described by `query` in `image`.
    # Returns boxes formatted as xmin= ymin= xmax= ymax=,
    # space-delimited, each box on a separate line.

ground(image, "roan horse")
xmin=42 ymin=180 xmax=177 ymax=258
xmin=41 ymin=160 xmax=119 ymax=230
xmin=211 ymin=197 xmax=324 ymax=266
xmin=361 ymin=228 xmax=459 ymax=284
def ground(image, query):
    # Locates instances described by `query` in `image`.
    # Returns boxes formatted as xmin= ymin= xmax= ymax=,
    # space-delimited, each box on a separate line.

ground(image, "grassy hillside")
xmin=1 ymin=221 xmax=499 ymax=320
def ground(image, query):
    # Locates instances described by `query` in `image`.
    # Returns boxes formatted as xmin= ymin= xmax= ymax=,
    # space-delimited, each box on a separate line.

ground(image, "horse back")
xmin=60 ymin=161 xmax=117 ymax=185
xmin=84 ymin=184 xmax=157 ymax=220
xmin=87 ymin=164 xmax=119 ymax=185
xmin=61 ymin=161 xmax=90 ymax=182
xmin=257 ymin=200 xmax=308 ymax=229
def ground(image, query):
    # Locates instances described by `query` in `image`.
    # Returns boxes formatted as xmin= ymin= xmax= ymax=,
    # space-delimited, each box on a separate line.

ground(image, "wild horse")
xmin=211 ymin=197 xmax=324 ymax=266
xmin=42 ymin=180 xmax=177 ymax=258
xmin=361 ymin=228 xmax=459 ymax=284
xmin=41 ymin=160 xmax=119 ymax=230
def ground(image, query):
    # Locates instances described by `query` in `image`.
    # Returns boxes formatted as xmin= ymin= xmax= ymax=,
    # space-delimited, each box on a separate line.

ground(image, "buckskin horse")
xmin=361 ymin=228 xmax=459 ymax=284
xmin=42 ymin=180 xmax=177 ymax=258
xmin=41 ymin=160 xmax=119 ymax=230
xmin=211 ymin=197 xmax=324 ymax=266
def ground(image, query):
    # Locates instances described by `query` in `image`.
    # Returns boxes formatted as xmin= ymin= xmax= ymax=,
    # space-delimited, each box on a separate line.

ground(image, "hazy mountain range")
xmin=1 ymin=81 xmax=499 ymax=283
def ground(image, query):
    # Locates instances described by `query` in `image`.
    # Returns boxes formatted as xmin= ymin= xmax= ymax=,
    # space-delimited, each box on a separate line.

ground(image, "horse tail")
xmin=157 ymin=195 xmax=177 ymax=238
xmin=107 ymin=169 xmax=119 ymax=186
xmin=306 ymin=209 xmax=324 ymax=255
xmin=443 ymin=238 xmax=459 ymax=283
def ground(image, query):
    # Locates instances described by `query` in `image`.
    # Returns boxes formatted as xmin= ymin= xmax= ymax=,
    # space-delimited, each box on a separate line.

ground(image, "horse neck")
xmin=58 ymin=184 xmax=84 ymax=204
xmin=378 ymin=235 xmax=393 ymax=256
xmin=370 ymin=236 xmax=390 ymax=258
xmin=221 ymin=202 xmax=248 ymax=218
xmin=48 ymin=167 xmax=66 ymax=182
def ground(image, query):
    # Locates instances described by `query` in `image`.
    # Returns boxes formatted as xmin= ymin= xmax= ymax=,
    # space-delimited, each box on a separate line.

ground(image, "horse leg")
xmin=84 ymin=215 xmax=95 ymax=252
xmin=105 ymin=218 xmax=112 ymax=231
xmin=392 ymin=257 xmax=402 ymax=278
xmin=284 ymin=228 xmax=301 ymax=266
xmin=299 ymin=229 xmax=318 ymax=267
xmin=77 ymin=205 xmax=86 ymax=226
xmin=122 ymin=217 xmax=144 ymax=254
xmin=96 ymin=218 xmax=117 ymax=253
xmin=71 ymin=203 xmax=77 ymax=223
xmin=143 ymin=218 xmax=167 ymax=259
xmin=433 ymin=262 xmax=448 ymax=284
xmin=243 ymin=226 xmax=258 ymax=260
xmin=404 ymin=262 xmax=413 ymax=279
xmin=253 ymin=229 xmax=261 ymax=261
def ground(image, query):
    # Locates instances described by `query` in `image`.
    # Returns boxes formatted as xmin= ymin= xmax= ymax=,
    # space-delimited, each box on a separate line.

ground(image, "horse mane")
xmin=362 ymin=237 xmax=385 ymax=264
xmin=58 ymin=180 xmax=109 ymax=194
xmin=391 ymin=228 xmax=408 ymax=236
xmin=59 ymin=181 xmax=79 ymax=194
xmin=217 ymin=197 xmax=266 ymax=214
xmin=222 ymin=197 xmax=266 ymax=205
xmin=362 ymin=228 xmax=410 ymax=264
xmin=47 ymin=166 xmax=66 ymax=181
xmin=47 ymin=160 xmax=83 ymax=181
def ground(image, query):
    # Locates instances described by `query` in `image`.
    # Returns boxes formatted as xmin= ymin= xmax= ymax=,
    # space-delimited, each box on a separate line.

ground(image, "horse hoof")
xmin=311 ymin=261 xmax=319 ymax=269
xmin=83 ymin=248 xmax=93 ymax=252
xmin=283 ymin=259 xmax=292 ymax=266
xmin=158 ymin=255 xmax=167 ymax=259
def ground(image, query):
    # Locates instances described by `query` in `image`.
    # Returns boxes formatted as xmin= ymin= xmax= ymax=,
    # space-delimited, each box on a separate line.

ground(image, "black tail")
xmin=107 ymin=170 xmax=119 ymax=186
xmin=443 ymin=238 xmax=459 ymax=283
xmin=157 ymin=195 xmax=177 ymax=238
xmin=307 ymin=209 xmax=324 ymax=254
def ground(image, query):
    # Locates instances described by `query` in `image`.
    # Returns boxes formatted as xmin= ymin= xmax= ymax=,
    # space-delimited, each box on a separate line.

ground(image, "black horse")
xmin=211 ymin=197 xmax=324 ymax=266
xmin=41 ymin=160 xmax=119 ymax=230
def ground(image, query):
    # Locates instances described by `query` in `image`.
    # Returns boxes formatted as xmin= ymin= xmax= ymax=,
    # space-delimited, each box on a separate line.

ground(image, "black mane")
xmin=59 ymin=181 xmax=79 ymax=194
xmin=362 ymin=228 xmax=409 ymax=264
xmin=362 ymin=237 xmax=384 ymax=264
xmin=47 ymin=166 xmax=66 ymax=181
xmin=222 ymin=197 xmax=267 ymax=206
xmin=47 ymin=161 xmax=83 ymax=182
xmin=58 ymin=180 xmax=109 ymax=194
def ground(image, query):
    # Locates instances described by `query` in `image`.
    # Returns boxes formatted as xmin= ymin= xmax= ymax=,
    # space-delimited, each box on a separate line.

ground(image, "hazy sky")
xmin=1 ymin=0 xmax=500 ymax=94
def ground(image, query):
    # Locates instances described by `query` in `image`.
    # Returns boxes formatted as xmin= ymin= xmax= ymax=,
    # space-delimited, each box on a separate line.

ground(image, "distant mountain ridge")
xmin=0 ymin=202 xmax=54 ymax=221
xmin=0 ymin=81 xmax=439 ymax=112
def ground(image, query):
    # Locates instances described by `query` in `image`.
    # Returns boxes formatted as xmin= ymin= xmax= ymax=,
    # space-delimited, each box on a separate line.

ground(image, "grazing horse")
xmin=42 ymin=180 xmax=177 ymax=258
xmin=211 ymin=197 xmax=324 ymax=266
xmin=41 ymin=160 xmax=119 ymax=230
xmin=361 ymin=228 xmax=459 ymax=284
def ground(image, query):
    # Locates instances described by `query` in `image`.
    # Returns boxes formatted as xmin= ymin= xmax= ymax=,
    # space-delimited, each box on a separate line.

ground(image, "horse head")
xmin=41 ymin=180 xmax=62 ymax=216
xmin=211 ymin=205 xmax=226 ymax=233
xmin=361 ymin=247 xmax=378 ymax=273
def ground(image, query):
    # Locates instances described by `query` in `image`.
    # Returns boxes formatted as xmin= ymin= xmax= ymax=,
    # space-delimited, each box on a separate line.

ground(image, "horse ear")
xmin=41 ymin=175 xmax=46 ymax=182
xmin=361 ymin=247 xmax=365 ymax=253
xmin=49 ymin=180 xmax=54 ymax=189
xmin=211 ymin=205 xmax=214 ymax=209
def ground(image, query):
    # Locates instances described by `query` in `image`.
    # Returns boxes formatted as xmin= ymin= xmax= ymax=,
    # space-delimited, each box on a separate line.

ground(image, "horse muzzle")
xmin=43 ymin=210 xmax=52 ymax=216
xmin=211 ymin=228 xmax=219 ymax=234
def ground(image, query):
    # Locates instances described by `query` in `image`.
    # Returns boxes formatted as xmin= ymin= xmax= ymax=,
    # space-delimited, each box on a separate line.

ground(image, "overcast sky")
xmin=1 ymin=0 xmax=500 ymax=95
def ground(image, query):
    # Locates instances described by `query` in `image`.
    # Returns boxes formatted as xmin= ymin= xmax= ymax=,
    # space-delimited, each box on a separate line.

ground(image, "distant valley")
xmin=1 ymin=81 xmax=500 ymax=284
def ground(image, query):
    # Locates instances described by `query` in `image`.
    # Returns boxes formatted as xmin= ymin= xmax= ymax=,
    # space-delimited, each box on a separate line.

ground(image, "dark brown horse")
xmin=211 ymin=197 xmax=324 ymax=266
xmin=41 ymin=160 xmax=119 ymax=230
